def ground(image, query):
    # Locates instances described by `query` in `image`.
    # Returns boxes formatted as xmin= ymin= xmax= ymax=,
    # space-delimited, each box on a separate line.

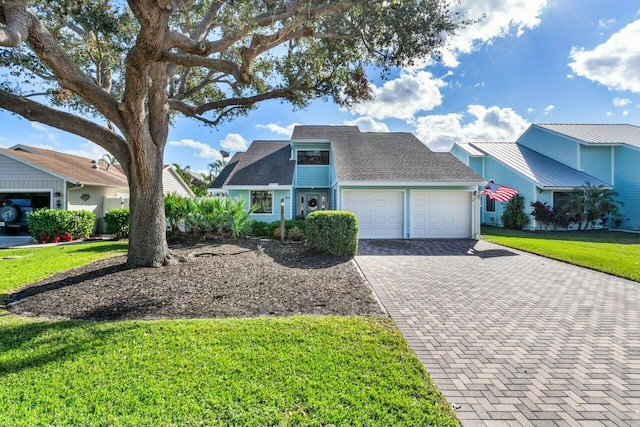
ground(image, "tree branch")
xmin=161 ymin=51 xmax=242 ymax=82
xmin=0 ymin=2 xmax=29 ymax=47
xmin=0 ymin=90 xmax=129 ymax=163
xmin=0 ymin=3 xmax=124 ymax=129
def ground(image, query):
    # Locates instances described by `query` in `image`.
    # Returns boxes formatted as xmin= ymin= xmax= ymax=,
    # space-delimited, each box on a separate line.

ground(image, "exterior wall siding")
xmin=162 ymin=169 xmax=191 ymax=196
xmin=229 ymin=189 xmax=293 ymax=222
xmin=0 ymin=156 xmax=64 ymax=209
xmin=483 ymin=158 xmax=536 ymax=229
xmin=295 ymin=165 xmax=330 ymax=187
xmin=614 ymin=146 xmax=640 ymax=230
xmin=469 ymin=157 xmax=484 ymax=176
xmin=449 ymin=145 xmax=469 ymax=164
xmin=580 ymin=146 xmax=612 ymax=185
xmin=518 ymin=126 xmax=578 ymax=169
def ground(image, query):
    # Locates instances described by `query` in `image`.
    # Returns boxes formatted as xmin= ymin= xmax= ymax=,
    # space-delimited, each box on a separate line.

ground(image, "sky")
xmin=0 ymin=0 xmax=638 ymax=176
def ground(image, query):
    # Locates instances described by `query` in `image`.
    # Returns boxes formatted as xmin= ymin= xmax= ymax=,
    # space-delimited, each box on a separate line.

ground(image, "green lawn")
xmin=481 ymin=226 xmax=640 ymax=281
xmin=0 ymin=243 xmax=458 ymax=426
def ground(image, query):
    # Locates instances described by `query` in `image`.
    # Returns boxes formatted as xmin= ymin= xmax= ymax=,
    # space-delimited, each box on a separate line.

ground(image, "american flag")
xmin=479 ymin=180 xmax=519 ymax=202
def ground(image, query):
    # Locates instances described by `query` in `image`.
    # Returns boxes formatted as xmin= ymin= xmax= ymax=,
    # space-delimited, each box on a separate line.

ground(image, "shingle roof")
xmin=293 ymin=126 xmax=482 ymax=183
xmin=535 ymin=124 xmax=640 ymax=149
xmin=215 ymin=141 xmax=294 ymax=186
xmin=0 ymin=145 xmax=128 ymax=187
xmin=210 ymin=152 xmax=243 ymax=188
xmin=470 ymin=142 xmax=611 ymax=188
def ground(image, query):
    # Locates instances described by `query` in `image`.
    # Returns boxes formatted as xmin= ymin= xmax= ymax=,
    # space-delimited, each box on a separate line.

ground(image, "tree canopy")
xmin=0 ymin=0 xmax=469 ymax=267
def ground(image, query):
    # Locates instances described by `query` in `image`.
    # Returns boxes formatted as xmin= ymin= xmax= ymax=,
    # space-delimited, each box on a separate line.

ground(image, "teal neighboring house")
xmin=451 ymin=124 xmax=640 ymax=231
xmin=211 ymin=126 xmax=484 ymax=239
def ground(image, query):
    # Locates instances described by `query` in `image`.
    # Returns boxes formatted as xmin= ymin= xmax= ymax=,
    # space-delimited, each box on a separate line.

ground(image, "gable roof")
xmin=293 ymin=126 xmax=483 ymax=183
xmin=213 ymin=141 xmax=294 ymax=187
xmin=0 ymin=145 xmax=128 ymax=187
xmin=534 ymin=124 xmax=640 ymax=149
xmin=470 ymin=142 xmax=611 ymax=189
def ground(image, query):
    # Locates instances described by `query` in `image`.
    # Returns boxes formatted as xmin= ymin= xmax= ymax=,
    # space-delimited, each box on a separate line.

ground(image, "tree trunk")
xmin=125 ymin=135 xmax=170 ymax=268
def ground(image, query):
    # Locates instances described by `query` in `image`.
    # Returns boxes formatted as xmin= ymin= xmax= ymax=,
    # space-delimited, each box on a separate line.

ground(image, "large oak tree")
xmin=0 ymin=0 xmax=468 ymax=267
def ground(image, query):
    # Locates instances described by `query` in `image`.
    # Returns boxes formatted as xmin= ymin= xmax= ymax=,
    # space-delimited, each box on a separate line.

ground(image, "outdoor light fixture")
xmin=55 ymin=199 xmax=62 ymax=208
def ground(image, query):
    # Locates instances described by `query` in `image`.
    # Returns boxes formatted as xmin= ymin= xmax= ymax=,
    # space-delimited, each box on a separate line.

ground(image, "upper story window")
xmin=297 ymin=150 xmax=329 ymax=165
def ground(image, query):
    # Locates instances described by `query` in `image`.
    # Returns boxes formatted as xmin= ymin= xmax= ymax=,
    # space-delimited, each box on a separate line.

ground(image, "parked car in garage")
xmin=0 ymin=194 xmax=50 ymax=235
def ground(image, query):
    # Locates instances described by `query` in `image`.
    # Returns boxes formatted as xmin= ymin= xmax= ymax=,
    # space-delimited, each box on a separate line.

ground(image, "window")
xmin=251 ymin=191 xmax=273 ymax=214
xmin=297 ymin=150 xmax=329 ymax=165
xmin=553 ymin=192 xmax=573 ymax=212
xmin=485 ymin=195 xmax=495 ymax=212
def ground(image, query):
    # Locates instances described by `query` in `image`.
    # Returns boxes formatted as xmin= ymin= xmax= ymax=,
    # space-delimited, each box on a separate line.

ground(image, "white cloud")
xmin=255 ymin=123 xmax=299 ymax=136
xmin=344 ymin=117 xmax=389 ymax=133
xmin=569 ymin=19 xmax=640 ymax=94
xmin=414 ymin=105 xmax=530 ymax=151
xmin=30 ymin=122 xmax=59 ymax=143
xmin=623 ymin=110 xmax=629 ymax=116
xmin=527 ymin=108 xmax=534 ymax=114
xmin=220 ymin=133 xmax=249 ymax=151
xmin=350 ymin=71 xmax=445 ymax=120
xmin=442 ymin=0 xmax=550 ymax=67
xmin=613 ymin=97 xmax=631 ymax=107
xmin=168 ymin=139 xmax=222 ymax=159
xmin=566 ymin=74 xmax=574 ymax=79
xmin=62 ymin=142 xmax=110 ymax=161
xmin=543 ymin=105 xmax=555 ymax=115
xmin=598 ymin=18 xmax=616 ymax=29
xmin=606 ymin=111 xmax=612 ymax=116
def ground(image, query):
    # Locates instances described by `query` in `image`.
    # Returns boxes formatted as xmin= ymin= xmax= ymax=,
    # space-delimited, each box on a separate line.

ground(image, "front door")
xmin=298 ymin=191 xmax=328 ymax=218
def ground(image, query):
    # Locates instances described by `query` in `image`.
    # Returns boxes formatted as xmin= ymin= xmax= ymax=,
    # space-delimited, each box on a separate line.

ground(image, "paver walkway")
xmin=356 ymin=239 xmax=640 ymax=427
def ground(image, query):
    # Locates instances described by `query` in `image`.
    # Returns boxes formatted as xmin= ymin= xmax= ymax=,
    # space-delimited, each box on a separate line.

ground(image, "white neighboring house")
xmin=0 ymin=145 xmax=194 ymax=234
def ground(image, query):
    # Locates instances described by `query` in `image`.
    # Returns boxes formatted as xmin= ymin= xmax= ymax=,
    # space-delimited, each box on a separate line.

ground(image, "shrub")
xmin=305 ymin=211 xmax=358 ymax=256
xmin=28 ymin=209 xmax=95 ymax=242
xmin=251 ymin=221 xmax=271 ymax=237
xmin=105 ymin=208 xmax=130 ymax=239
xmin=273 ymin=226 xmax=285 ymax=240
xmin=530 ymin=201 xmax=555 ymax=230
xmin=287 ymin=226 xmax=304 ymax=241
xmin=501 ymin=194 xmax=529 ymax=230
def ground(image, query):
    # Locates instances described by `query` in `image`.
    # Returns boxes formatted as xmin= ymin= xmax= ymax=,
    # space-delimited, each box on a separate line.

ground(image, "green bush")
xmin=273 ymin=226 xmax=285 ymax=240
xmin=501 ymin=194 xmax=529 ymax=230
xmin=250 ymin=221 xmax=271 ymax=237
xmin=104 ymin=208 xmax=130 ymax=239
xmin=305 ymin=211 xmax=358 ymax=256
xmin=28 ymin=209 xmax=95 ymax=242
xmin=287 ymin=226 xmax=304 ymax=241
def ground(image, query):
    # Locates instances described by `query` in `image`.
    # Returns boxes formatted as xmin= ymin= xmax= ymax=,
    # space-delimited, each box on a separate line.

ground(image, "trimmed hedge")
xmin=28 ymin=209 xmax=95 ymax=243
xmin=105 ymin=208 xmax=130 ymax=239
xmin=305 ymin=211 xmax=358 ymax=256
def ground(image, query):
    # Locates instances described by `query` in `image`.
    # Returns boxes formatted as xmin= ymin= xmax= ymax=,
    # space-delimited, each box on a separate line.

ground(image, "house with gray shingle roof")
xmin=211 ymin=125 xmax=484 ymax=239
xmin=451 ymin=123 xmax=640 ymax=231
xmin=0 ymin=145 xmax=193 ymax=234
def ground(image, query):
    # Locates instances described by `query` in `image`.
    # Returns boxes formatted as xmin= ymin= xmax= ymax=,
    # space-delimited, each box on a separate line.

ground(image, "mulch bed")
xmin=6 ymin=238 xmax=385 ymax=321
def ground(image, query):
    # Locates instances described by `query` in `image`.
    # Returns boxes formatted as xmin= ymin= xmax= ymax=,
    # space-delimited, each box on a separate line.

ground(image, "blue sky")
xmin=1 ymin=0 xmax=638 ymax=176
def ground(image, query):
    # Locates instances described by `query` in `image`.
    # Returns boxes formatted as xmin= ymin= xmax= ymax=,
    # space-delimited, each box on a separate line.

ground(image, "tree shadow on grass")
xmin=0 ymin=318 xmax=136 ymax=375
xmin=7 ymin=263 xmax=128 ymax=302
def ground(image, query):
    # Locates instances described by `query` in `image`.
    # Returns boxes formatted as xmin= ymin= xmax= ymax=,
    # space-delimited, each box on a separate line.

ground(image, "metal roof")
xmin=535 ymin=124 xmax=640 ymax=149
xmin=454 ymin=142 xmax=487 ymax=156
xmin=470 ymin=142 xmax=611 ymax=188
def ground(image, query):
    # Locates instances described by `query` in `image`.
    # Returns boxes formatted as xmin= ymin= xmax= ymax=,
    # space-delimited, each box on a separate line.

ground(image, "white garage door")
xmin=342 ymin=191 xmax=404 ymax=239
xmin=410 ymin=191 xmax=472 ymax=238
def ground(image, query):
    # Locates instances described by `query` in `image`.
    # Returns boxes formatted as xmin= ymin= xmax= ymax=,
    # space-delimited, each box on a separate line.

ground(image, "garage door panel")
xmin=410 ymin=191 xmax=471 ymax=238
xmin=343 ymin=191 xmax=404 ymax=239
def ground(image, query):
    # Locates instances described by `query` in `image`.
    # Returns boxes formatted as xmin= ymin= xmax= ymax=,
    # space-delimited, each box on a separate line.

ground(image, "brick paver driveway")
xmin=356 ymin=239 xmax=639 ymax=427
